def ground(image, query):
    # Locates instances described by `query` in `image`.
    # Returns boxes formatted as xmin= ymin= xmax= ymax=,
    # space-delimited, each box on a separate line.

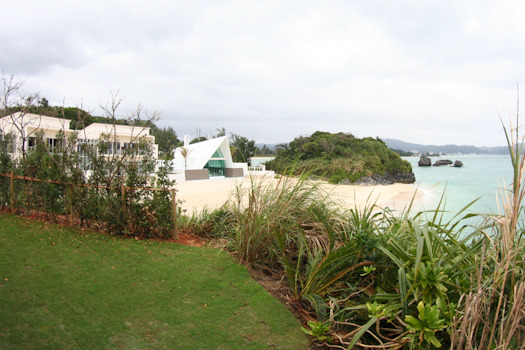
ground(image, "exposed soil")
xmin=150 ymin=231 xmax=208 ymax=247
xmin=243 ymin=263 xmax=292 ymax=305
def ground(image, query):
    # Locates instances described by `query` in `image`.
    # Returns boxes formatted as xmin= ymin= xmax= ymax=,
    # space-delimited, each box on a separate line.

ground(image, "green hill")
xmin=267 ymin=131 xmax=415 ymax=184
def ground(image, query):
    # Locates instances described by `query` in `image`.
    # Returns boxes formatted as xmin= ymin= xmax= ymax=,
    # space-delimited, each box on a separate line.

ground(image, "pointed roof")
xmin=174 ymin=136 xmax=234 ymax=170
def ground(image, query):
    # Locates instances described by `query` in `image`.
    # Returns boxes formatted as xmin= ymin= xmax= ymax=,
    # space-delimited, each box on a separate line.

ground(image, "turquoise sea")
xmin=403 ymin=155 xmax=514 ymax=224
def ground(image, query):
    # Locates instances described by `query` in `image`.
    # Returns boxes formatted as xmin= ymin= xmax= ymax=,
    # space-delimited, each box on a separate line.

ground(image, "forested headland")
xmin=267 ymin=131 xmax=415 ymax=184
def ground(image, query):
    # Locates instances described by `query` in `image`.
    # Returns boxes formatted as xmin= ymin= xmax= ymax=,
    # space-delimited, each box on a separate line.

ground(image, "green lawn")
xmin=0 ymin=213 xmax=308 ymax=349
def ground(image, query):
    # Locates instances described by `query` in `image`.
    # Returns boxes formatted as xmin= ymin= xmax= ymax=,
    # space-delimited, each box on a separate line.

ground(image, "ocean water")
xmin=403 ymin=155 xmax=514 ymax=223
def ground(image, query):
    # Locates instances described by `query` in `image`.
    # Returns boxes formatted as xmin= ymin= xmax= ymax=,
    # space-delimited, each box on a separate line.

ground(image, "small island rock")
xmin=418 ymin=156 xmax=432 ymax=166
xmin=453 ymin=160 xmax=463 ymax=167
xmin=433 ymin=159 xmax=453 ymax=166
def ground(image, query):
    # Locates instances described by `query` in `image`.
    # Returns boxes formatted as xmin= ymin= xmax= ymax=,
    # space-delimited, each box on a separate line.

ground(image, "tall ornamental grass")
xmin=449 ymin=113 xmax=525 ymax=349
xmin=224 ymin=174 xmax=349 ymax=267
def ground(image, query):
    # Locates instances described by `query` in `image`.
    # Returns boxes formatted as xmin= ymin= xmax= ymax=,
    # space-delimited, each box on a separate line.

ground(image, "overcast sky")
xmin=2 ymin=0 xmax=525 ymax=146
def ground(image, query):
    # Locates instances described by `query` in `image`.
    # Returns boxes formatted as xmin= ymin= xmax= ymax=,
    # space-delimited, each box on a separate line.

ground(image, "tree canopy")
xmin=230 ymin=133 xmax=256 ymax=163
xmin=149 ymin=125 xmax=180 ymax=155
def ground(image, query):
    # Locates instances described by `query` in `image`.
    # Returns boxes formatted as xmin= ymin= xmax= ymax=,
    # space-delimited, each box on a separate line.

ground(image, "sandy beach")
xmin=175 ymin=176 xmax=426 ymax=214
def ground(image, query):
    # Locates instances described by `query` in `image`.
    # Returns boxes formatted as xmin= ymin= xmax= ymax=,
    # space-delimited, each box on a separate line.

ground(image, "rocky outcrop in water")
xmin=418 ymin=156 xmax=432 ymax=166
xmin=433 ymin=159 xmax=453 ymax=166
xmin=417 ymin=156 xmax=464 ymax=169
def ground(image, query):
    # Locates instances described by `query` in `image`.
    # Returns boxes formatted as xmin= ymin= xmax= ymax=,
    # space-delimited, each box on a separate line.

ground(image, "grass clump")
xmin=207 ymin=174 xmax=351 ymax=268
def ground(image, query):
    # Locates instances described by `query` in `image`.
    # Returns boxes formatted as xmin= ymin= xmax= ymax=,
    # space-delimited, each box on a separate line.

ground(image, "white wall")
xmin=233 ymin=162 xmax=248 ymax=174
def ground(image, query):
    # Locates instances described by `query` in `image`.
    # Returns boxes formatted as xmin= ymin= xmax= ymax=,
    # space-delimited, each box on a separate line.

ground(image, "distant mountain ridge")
xmin=257 ymin=140 xmax=509 ymax=155
xmin=382 ymin=139 xmax=509 ymax=155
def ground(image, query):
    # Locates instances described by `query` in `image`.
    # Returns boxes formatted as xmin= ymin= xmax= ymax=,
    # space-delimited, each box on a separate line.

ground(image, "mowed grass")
xmin=0 ymin=213 xmax=308 ymax=349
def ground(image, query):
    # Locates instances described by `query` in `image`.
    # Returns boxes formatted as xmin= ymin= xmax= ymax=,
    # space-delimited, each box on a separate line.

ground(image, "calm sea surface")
xmin=403 ymin=155 xmax=514 ymax=222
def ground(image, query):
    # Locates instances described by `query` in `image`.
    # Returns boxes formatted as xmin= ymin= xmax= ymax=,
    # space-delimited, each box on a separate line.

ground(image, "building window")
xmin=47 ymin=138 xmax=62 ymax=152
xmin=123 ymin=142 xmax=136 ymax=151
xmin=211 ymin=148 xmax=224 ymax=158
xmin=205 ymin=159 xmax=226 ymax=177
xmin=123 ymin=142 xmax=148 ymax=156
xmin=28 ymin=137 xmax=36 ymax=151
xmin=205 ymin=147 xmax=227 ymax=177
xmin=108 ymin=142 xmax=120 ymax=155
xmin=98 ymin=141 xmax=121 ymax=155
xmin=77 ymin=139 xmax=97 ymax=170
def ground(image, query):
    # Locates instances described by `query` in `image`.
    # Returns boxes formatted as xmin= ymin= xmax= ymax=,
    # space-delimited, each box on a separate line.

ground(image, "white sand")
xmin=175 ymin=176 xmax=426 ymax=214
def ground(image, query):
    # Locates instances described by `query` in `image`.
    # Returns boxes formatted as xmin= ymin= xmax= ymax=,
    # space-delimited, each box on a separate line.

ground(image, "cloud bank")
xmin=2 ymin=0 xmax=525 ymax=146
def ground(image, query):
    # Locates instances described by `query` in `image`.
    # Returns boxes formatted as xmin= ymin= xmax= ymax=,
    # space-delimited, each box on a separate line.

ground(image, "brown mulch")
xmin=148 ymin=230 xmax=208 ymax=247
xmin=173 ymin=232 xmax=206 ymax=246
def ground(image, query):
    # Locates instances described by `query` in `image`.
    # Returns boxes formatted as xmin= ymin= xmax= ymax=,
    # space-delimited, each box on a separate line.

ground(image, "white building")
xmin=0 ymin=112 xmax=158 ymax=161
xmin=171 ymin=135 xmax=246 ymax=181
xmin=79 ymin=122 xmax=158 ymax=159
xmin=248 ymin=156 xmax=275 ymax=170
xmin=0 ymin=113 xmax=73 ymax=154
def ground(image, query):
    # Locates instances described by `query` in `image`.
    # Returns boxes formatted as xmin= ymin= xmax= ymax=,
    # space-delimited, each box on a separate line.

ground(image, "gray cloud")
xmin=2 ymin=0 xmax=524 ymax=146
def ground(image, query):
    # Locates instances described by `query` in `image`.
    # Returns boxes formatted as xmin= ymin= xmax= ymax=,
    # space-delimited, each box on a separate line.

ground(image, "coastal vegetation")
xmin=181 ymin=122 xmax=525 ymax=348
xmin=2 ymin=78 xmax=524 ymax=348
xmin=266 ymin=131 xmax=415 ymax=184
